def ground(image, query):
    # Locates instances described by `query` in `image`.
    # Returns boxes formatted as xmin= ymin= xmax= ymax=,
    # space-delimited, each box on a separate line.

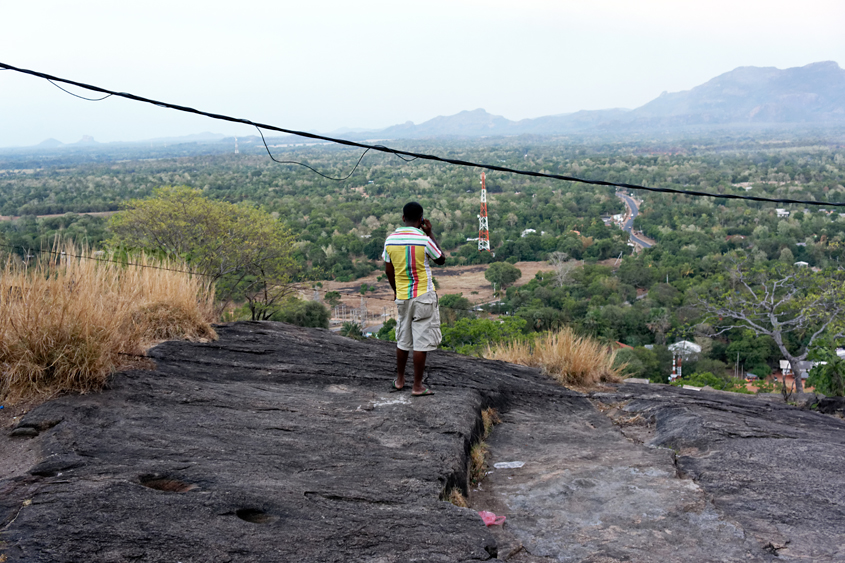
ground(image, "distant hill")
xmin=625 ymin=61 xmax=845 ymax=127
xmin=348 ymin=61 xmax=845 ymax=139
xmin=35 ymin=138 xmax=63 ymax=148
xmin=18 ymin=61 xmax=845 ymax=152
xmin=73 ymin=135 xmax=99 ymax=146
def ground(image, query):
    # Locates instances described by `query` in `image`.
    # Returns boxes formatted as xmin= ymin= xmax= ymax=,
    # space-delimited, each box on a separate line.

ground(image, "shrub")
xmin=441 ymin=317 xmax=527 ymax=356
xmin=670 ymin=372 xmax=751 ymax=393
xmin=376 ymin=318 xmax=397 ymax=340
xmin=0 ymin=244 xmax=216 ymax=404
xmin=807 ymin=342 xmax=845 ymax=397
xmin=487 ymin=326 xmax=623 ymax=387
xmin=340 ymin=322 xmax=363 ymax=339
xmin=270 ymin=298 xmax=330 ymax=328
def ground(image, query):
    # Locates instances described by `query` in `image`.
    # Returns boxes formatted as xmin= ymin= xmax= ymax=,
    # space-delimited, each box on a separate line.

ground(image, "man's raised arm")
xmin=421 ymin=219 xmax=446 ymax=266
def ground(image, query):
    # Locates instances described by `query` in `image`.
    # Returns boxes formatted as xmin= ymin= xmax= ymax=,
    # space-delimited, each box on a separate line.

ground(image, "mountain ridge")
xmin=25 ymin=61 xmax=845 ymax=149
xmin=348 ymin=61 xmax=845 ymax=140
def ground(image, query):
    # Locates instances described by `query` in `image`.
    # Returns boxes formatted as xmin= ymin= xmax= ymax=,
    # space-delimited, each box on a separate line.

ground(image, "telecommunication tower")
xmin=478 ymin=172 xmax=491 ymax=252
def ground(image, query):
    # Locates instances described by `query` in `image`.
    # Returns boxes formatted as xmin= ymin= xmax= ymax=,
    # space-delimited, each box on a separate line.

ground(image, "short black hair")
xmin=403 ymin=201 xmax=424 ymax=222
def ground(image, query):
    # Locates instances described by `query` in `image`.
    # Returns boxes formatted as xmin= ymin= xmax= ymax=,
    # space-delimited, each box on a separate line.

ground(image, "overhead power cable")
xmin=1 ymin=61 xmax=844 ymax=207
xmin=0 ymin=243 xmax=490 ymax=313
xmin=0 ymin=243 xmax=213 ymax=277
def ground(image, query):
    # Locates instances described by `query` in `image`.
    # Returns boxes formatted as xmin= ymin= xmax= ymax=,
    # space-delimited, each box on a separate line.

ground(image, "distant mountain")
xmin=73 ymin=135 xmax=99 ymax=145
xmin=35 ymin=138 xmax=63 ymax=148
xmin=625 ymin=61 xmax=845 ymax=127
xmin=346 ymin=61 xmax=845 ymax=139
xmin=144 ymin=132 xmax=227 ymax=144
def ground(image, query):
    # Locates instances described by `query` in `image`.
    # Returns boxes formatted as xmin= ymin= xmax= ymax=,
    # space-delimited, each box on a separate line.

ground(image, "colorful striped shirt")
xmin=383 ymin=227 xmax=442 ymax=299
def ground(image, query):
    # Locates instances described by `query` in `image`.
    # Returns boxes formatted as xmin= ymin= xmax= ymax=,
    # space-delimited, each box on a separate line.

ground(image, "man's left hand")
xmin=421 ymin=218 xmax=433 ymax=237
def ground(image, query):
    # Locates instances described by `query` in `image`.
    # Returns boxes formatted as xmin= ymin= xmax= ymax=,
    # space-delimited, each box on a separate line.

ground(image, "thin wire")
xmin=0 ymin=243 xmax=493 ymax=312
xmin=48 ymin=79 xmax=112 ymax=101
xmin=1 ymin=243 xmax=213 ymax=277
xmin=256 ymin=128 xmax=416 ymax=179
xmin=3 ymin=61 xmax=843 ymax=207
xmin=374 ymin=145 xmax=418 ymax=162
xmin=256 ymin=126 xmax=370 ymax=181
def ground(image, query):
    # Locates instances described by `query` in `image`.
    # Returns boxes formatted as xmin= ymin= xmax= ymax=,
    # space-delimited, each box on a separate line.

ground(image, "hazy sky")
xmin=1 ymin=0 xmax=843 ymax=147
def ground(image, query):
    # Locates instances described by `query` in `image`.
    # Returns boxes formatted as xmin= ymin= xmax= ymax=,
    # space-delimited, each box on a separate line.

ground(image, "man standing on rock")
xmin=383 ymin=202 xmax=446 ymax=396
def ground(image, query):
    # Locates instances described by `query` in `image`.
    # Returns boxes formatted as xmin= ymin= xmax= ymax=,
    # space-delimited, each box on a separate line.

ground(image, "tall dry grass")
xmin=0 ymin=244 xmax=216 ymax=404
xmin=486 ymin=327 xmax=623 ymax=388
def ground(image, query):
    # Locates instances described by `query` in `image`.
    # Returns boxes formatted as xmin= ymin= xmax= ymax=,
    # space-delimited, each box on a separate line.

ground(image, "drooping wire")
xmin=1 ymin=60 xmax=844 ymax=207
xmin=48 ymin=79 xmax=112 ymax=101
xmin=256 ymin=126 xmax=370 ymax=181
xmin=374 ymin=145 xmax=418 ymax=162
xmin=256 ymin=129 xmax=417 ymax=180
xmin=0 ymin=243 xmax=213 ymax=276
xmin=0 ymin=243 xmax=493 ymax=313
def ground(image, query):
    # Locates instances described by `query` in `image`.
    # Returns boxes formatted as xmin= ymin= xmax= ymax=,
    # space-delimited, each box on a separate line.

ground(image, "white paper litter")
xmin=493 ymin=461 xmax=525 ymax=469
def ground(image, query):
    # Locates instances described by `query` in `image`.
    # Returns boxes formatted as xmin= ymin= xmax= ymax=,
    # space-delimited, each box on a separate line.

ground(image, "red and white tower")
xmin=478 ymin=172 xmax=491 ymax=252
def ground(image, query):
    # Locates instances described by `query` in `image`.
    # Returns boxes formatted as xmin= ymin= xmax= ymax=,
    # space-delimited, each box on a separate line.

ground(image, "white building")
xmin=776 ymin=209 xmax=790 ymax=218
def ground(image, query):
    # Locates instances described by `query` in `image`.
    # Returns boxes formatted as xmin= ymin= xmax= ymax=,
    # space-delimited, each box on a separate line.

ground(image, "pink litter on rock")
xmin=478 ymin=511 xmax=506 ymax=526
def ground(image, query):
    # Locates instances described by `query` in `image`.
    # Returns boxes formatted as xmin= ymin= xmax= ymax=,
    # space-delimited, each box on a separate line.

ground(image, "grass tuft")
xmin=469 ymin=441 xmax=489 ymax=485
xmin=481 ymin=407 xmax=501 ymax=439
xmin=0 ymin=244 xmax=216 ymax=404
xmin=486 ymin=326 xmax=623 ymax=388
xmin=446 ymin=488 xmax=468 ymax=508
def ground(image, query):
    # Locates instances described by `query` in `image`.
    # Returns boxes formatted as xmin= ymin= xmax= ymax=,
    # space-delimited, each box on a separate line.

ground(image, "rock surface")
xmin=2 ymin=322 xmax=844 ymax=562
xmin=0 ymin=322 xmax=571 ymax=562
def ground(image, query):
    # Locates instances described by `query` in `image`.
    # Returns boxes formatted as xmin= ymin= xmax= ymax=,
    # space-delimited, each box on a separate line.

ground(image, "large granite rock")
xmin=0 ymin=322 xmax=571 ymax=562
xmin=2 ymin=323 xmax=844 ymax=562
xmin=471 ymin=383 xmax=844 ymax=562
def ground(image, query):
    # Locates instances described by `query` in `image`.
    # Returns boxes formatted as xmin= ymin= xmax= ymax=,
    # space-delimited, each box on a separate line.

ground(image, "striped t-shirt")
xmin=382 ymin=227 xmax=442 ymax=300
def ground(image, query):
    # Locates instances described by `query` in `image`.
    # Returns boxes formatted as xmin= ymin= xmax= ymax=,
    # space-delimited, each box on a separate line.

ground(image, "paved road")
xmin=616 ymin=192 xmax=653 ymax=249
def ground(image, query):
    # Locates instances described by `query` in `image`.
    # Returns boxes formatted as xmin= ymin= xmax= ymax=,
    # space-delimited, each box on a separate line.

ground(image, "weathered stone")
xmin=0 ymin=322 xmax=566 ymax=563
xmin=8 ymin=427 xmax=38 ymax=438
xmin=588 ymin=383 xmax=845 ymax=562
xmin=2 ymin=323 xmax=844 ymax=562
xmin=623 ymin=378 xmax=649 ymax=384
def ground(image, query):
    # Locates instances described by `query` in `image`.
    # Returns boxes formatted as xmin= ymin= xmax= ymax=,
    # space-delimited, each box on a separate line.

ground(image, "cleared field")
xmin=316 ymin=261 xmax=553 ymax=323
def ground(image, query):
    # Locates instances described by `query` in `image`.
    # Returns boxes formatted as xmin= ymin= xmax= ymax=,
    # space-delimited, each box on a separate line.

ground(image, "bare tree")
xmin=696 ymin=257 xmax=845 ymax=393
xmin=548 ymin=252 xmax=579 ymax=287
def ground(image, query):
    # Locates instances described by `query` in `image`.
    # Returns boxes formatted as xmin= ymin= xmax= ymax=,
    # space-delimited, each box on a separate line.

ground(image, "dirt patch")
xmin=318 ymin=260 xmax=553 ymax=321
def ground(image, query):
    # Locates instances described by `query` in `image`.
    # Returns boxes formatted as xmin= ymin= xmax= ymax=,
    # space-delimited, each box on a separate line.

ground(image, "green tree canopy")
xmin=485 ymin=262 xmax=522 ymax=292
xmin=270 ymin=298 xmax=330 ymax=329
xmin=807 ymin=340 xmax=845 ymax=396
xmin=108 ymin=186 xmax=296 ymax=319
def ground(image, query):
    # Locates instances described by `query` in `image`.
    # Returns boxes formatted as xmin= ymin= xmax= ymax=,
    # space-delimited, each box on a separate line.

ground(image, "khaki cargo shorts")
xmin=395 ymin=291 xmax=441 ymax=352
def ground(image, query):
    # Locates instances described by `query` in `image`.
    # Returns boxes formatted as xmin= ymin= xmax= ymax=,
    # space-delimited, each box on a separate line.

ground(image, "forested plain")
xmin=1 ymin=133 xmax=844 ymax=383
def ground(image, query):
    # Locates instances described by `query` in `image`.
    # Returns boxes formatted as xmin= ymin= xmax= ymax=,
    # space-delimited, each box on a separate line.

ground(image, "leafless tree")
xmin=548 ymin=252 xmax=579 ymax=287
xmin=696 ymin=257 xmax=845 ymax=393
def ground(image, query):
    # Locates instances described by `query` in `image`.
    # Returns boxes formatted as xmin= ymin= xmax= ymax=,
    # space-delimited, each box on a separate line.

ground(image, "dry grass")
xmin=469 ymin=441 xmax=489 ymax=485
xmin=486 ymin=326 xmax=623 ymax=388
xmin=0 ymin=244 xmax=216 ymax=404
xmin=446 ymin=488 xmax=469 ymax=508
xmin=481 ymin=407 xmax=501 ymax=439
